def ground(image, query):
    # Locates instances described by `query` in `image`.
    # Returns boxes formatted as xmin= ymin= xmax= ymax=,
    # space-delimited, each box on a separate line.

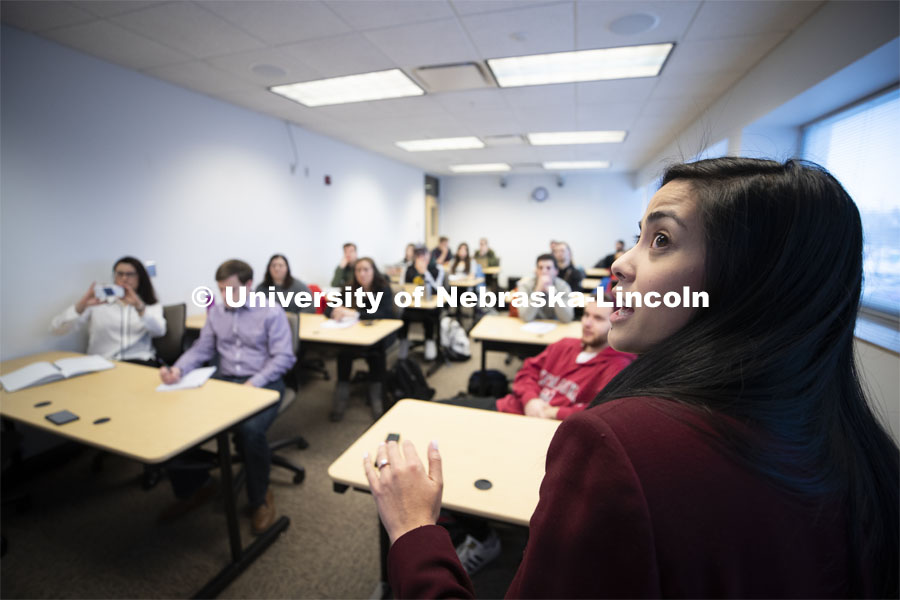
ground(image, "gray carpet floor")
xmin=1 ymin=333 xmax=530 ymax=599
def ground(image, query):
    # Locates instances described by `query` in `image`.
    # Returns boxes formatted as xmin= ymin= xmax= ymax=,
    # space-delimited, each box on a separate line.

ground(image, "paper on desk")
xmin=320 ymin=313 xmax=359 ymax=329
xmin=156 ymin=366 xmax=217 ymax=392
xmin=521 ymin=322 xmax=557 ymax=335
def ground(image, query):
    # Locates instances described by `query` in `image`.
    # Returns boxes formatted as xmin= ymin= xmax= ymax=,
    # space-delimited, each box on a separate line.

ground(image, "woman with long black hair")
xmin=363 ymin=158 xmax=899 ymax=598
xmin=51 ymin=256 xmax=165 ymax=366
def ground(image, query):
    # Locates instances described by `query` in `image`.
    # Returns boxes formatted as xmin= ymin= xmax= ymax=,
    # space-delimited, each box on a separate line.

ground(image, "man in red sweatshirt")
xmin=496 ymin=299 xmax=635 ymax=420
xmin=445 ymin=300 xmax=635 ymax=574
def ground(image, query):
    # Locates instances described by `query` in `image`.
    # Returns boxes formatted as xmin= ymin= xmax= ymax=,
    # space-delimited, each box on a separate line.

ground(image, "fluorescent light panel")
xmin=528 ymin=131 xmax=626 ymax=145
xmin=488 ymin=43 xmax=673 ymax=87
xmin=396 ymin=137 xmax=484 ymax=152
xmin=270 ymin=69 xmax=424 ymax=107
xmin=449 ymin=163 xmax=511 ymax=173
xmin=543 ymin=161 xmax=611 ymax=170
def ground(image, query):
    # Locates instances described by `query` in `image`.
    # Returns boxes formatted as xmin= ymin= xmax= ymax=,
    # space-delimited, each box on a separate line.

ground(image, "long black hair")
xmin=262 ymin=254 xmax=294 ymax=289
xmin=591 ymin=157 xmax=898 ymax=596
xmin=451 ymin=242 xmax=472 ymax=275
xmin=113 ymin=257 xmax=157 ymax=305
xmin=351 ymin=257 xmax=390 ymax=292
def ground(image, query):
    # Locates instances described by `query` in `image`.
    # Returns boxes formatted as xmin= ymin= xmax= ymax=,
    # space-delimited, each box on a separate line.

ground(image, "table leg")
xmin=193 ymin=431 xmax=291 ymax=599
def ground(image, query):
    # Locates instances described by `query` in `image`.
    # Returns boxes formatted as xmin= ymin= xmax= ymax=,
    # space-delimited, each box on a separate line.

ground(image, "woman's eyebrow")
xmin=644 ymin=210 xmax=687 ymax=229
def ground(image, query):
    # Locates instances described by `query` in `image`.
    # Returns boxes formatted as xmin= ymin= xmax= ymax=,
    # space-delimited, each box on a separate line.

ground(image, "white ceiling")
xmin=1 ymin=0 xmax=824 ymax=175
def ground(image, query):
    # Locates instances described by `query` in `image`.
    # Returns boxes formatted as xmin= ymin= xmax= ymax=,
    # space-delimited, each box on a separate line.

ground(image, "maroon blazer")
xmin=389 ymin=397 xmax=856 ymax=598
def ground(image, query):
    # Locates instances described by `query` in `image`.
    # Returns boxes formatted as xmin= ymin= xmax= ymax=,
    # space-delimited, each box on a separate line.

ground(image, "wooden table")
xmin=328 ymin=399 xmax=560 ymax=591
xmin=581 ymin=277 xmax=603 ymax=292
xmin=482 ymin=266 xmax=501 ymax=276
xmin=586 ymin=267 xmax=610 ymax=278
xmin=447 ymin=275 xmax=484 ymax=288
xmin=469 ymin=315 xmax=582 ymax=373
xmin=0 ymin=351 xmax=284 ymax=598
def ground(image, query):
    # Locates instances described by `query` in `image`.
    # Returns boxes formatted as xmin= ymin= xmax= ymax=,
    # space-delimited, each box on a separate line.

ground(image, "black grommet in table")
xmin=474 ymin=479 xmax=492 ymax=490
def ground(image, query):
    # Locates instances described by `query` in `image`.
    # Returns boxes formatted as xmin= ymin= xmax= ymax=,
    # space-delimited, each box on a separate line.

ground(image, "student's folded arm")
xmin=506 ymin=413 xmax=660 ymax=597
xmin=511 ymin=351 xmax=546 ymax=409
xmin=249 ymin=311 xmax=296 ymax=387
xmin=142 ymin=303 xmax=167 ymax=338
xmin=554 ymin=282 xmax=575 ymax=323
xmin=50 ymin=304 xmax=89 ymax=334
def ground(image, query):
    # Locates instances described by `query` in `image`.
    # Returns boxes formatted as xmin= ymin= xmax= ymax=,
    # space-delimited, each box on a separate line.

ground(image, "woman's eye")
xmin=651 ymin=233 xmax=669 ymax=248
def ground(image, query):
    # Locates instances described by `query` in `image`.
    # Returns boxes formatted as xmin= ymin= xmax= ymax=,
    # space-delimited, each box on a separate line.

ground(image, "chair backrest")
xmin=153 ymin=303 xmax=186 ymax=365
xmin=285 ymin=312 xmax=300 ymax=356
xmin=307 ymin=284 xmax=326 ymax=314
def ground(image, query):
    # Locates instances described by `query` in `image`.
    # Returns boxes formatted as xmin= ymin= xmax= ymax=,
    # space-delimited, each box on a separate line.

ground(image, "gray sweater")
xmin=516 ymin=276 xmax=575 ymax=323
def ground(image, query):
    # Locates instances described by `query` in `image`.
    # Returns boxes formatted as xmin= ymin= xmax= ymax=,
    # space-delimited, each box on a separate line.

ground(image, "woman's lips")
xmin=610 ymin=307 xmax=634 ymax=324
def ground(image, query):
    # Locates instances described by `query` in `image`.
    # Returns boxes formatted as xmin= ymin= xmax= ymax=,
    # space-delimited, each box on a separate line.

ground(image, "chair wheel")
xmin=293 ymin=471 xmax=305 ymax=485
xmin=323 ymin=372 xmax=330 ymax=381
xmin=297 ymin=439 xmax=309 ymax=450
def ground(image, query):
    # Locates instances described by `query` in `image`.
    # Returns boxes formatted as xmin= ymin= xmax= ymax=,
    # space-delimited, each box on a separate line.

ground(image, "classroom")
xmin=1 ymin=1 xmax=898 ymax=598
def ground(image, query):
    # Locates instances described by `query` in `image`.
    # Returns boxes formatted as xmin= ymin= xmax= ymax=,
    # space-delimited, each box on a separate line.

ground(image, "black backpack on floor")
xmin=467 ymin=369 xmax=509 ymax=398
xmin=387 ymin=359 xmax=435 ymax=401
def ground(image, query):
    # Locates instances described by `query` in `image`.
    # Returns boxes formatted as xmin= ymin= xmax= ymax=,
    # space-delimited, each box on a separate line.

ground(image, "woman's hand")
xmin=364 ymin=440 xmax=443 ymax=545
xmin=122 ymin=285 xmax=146 ymax=314
xmin=75 ymin=282 xmax=102 ymax=314
xmin=159 ymin=366 xmax=182 ymax=384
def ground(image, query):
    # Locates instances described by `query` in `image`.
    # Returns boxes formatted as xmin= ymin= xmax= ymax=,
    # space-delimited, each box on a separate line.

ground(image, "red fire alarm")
xmin=324 ymin=175 xmax=331 ymax=185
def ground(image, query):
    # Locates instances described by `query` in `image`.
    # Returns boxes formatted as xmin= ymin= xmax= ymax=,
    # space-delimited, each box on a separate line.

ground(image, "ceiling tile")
xmin=109 ymin=2 xmax=264 ymax=59
xmin=374 ymin=96 xmax=449 ymax=118
xmin=0 ymin=1 xmax=94 ymax=31
xmin=461 ymin=2 xmax=575 ymax=59
xmin=451 ymin=1 xmax=567 ymax=17
xmin=279 ymin=33 xmax=395 ymax=79
xmin=71 ymin=1 xmax=166 ymax=19
xmin=363 ymin=17 xmax=480 ymax=67
xmin=575 ymin=102 xmax=641 ymax=130
xmin=145 ymin=60 xmax=257 ymax=94
xmin=206 ymin=47 xmax=320 ymax=86
xmin=434 ymin=89 xmax=508 ymax=114
xmin=460 ymin=109 xmax=523 ymax=136
xmin=684 ymin=0 xmax=823 ymax=41
xmin=575 ymin=1 xmax=700 ymax=49
xmin=513 ymin=108 xmax=578 ymax=132
xmin=502 ymin=83 xmax=576 ymax=110
xmin=41 ymin=20 xmax=190 ymax=70
xmin=651 ymin=69 xmax=743 ymax=99
xmin=576 ymin=77 xmax=658 ymax=105
xmin=328 ymin=1 xmax=455 ymax=30
xmin=663 ymin=33 xmax=787 ymax=76
xmin=198 ymin=1 xmax=350 ymax=45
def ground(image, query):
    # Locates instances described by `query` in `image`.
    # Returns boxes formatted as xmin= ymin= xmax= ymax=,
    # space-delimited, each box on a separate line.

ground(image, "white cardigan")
xmin=50 ymin=301 xmax=166 ymax=362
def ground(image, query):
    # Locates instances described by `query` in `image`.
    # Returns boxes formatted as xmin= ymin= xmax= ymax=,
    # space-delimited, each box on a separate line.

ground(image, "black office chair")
xmin=153 ymin=303 xmax=186 ymax=365
xmin=266 ymin=312 xmax=308 ymax=484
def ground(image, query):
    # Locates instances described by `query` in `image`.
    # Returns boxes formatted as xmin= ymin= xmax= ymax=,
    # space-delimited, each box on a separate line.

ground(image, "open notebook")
xmin=0 ymin=355 xmax=115 ymax=393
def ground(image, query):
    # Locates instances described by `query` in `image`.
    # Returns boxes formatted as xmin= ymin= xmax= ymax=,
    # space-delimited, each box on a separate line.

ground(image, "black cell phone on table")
xmin=46 ymin=410 xmax=79 ymax=426
xmin=385 ymin=433 xmax=400 ymax=443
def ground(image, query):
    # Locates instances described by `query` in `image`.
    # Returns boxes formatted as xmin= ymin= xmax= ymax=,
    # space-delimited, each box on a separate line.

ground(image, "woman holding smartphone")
xmin=363 ymin=158 xmax=898 ymax=598
xmin=51 ymin=256 xmax=165 ymax=366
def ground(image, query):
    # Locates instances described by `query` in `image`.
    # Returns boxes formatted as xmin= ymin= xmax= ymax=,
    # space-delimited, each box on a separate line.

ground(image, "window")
xmin=802 ymin=87 xmax=900 ymax=321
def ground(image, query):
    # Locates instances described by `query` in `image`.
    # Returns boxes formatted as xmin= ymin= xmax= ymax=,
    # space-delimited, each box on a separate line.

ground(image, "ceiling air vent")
xmin=413 ymin=62 xmax=495 ymax=93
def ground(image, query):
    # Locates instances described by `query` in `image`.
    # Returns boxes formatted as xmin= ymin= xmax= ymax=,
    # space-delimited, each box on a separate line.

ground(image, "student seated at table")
xmin=51 ymin=256 xmax=166 ymax=366
xmin=331 ymin=242 xmax=357 ymax=287
xmin=402 ymin=243 xmax=416 ymax=270
xmin=516 ymin=254 xmax=575 ymax=323
xmin=430 ymin=236 xmax=452 ymax=267
xmin=363 ymin=158 xmax=899 ymax=599
xmin=158 ymin=259 xmax=295 ymax=534
xmin=325 ymin=257 xmax=396 ymax=421
xmin=474 ymin=237 xmax=499 ymax=268
xmin=398 ymin=245 xmax=445 ymax=361
xmin=595 ymin=239 xmax=625 ymax=269
xmin=256 ymin=254 xmax=315 ymax=315
xmin=552 ymin=241 xmax=585 ymax=291
xmin=449 ymin=243 xmax=484 ymax=283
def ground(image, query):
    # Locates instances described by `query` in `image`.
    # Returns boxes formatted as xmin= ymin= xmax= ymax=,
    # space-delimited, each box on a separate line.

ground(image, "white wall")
xmin=0 ymin=26 xmax=424 ymax=360
xmin=439 ymin=173 xmax=642 ymax=284
xmin=856 ymin=341 xmax=900 ymax=443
